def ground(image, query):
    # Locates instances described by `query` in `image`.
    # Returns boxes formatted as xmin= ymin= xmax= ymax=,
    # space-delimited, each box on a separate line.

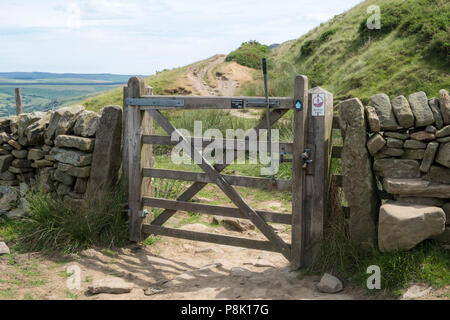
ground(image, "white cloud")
xmin=0 ymin=0 xmax=362 ymax=74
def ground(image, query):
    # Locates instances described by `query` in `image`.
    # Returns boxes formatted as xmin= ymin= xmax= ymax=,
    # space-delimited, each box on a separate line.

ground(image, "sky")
xmin=0 ymin=0 xmax=363 ymax=75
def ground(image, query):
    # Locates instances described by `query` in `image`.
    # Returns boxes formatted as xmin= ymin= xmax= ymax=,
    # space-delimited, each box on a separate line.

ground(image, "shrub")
xmin=17 ymin=181 xmax=129 ymax=253
xmin=225 ymin=41 xmax=271 ymax=69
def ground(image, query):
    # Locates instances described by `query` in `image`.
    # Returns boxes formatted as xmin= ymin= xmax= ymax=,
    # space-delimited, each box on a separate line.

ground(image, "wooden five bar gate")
xmin=123 ymin=75 xmax=334 ymax=269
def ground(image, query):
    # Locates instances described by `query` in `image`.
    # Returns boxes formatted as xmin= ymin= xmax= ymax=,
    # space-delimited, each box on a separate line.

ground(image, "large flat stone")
xmin=426 ymin=165 xmax=450 ymax=184
xmin=401 ymin=149 xmax=425 ymax=160
xmin=410 ymin=131 xmax=435 ymax=141
xmin=367 ymin=133 xmax=385 ymax=156
xmin=391 ymin=95 xmax=414 ymax=128
xmin=373 ymin=159 xmax=420 ymax=178
xmin=370 ymin=94 xmax=399 ymax=130
xmin=58 ymin=163 xmax=91 ymax=178
xmin=45 ymin=105 xmax=84 ymax=141
xmin=383 ymin=178 xmax=450 ymax=198
xmin=439 ymin=89 xmax=450 ymax=125
xmin=378 ymin=201 xmax=445 ymax=252
xmin=384 ymin=132 xmax=409 ymax=140
xmin=0 ymin=154 xmax=14 ymax=172
xmin=0 ymin=242 xmax=10 ymax=255
xmin=429 ymin=98 xmax=443 ymax=129
xmin=386 ymin=138 xmax=404 ymax=148
xmin=404 ymin=140 xmax=427 ymax=149
xmin=408 ymin=92 xmax=434 ymax=127
xmin=381 ymin=147 xmax=404 ymax=157
xmin=420 ymin=142 xmax=439 ymax=173
xmin=55 ymin=135 xmax=95 ymax=152
xmin=339 ymin=98 xmax=378 ymax=246
xmin=73 ymin=110 xmax=100 ymax=137
xmin=51 ymin=147 xmax=92 ymax=167
xmin=436 ymin=142 xmax=450 ymax=168
xmin=365 ymin=106 xmax=381 ymax=133
xmin=88 ymin=277 xmax=133 ymax=295
xmin=88 ymin=106 xmax=122 ymax=194
xmin=436 ymin=125 xmax=450 ymax=138
xmin=54 ymin=169 xmax=75 ymax=186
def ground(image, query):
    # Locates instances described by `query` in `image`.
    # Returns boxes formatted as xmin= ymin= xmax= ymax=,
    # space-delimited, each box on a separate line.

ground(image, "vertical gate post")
xmin=127 ymin=77 xmax=146 ymax=242
xmin=303 ymin=86 xmax=334 ymax=266
xmin=291 ymin=75 xmax=309 ymax=270
xmin=142 ymin=85 xmax=154 ymax=224
xmin=15 ymin=88 xmax=23 ymax=115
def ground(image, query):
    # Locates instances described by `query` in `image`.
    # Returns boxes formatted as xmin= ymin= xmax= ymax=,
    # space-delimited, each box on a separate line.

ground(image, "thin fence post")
xmin=303 ymin=86 xmax=334 ymax=266
xmin=15 ymin=88 xmax=22 ymax=115
xmin=127 ymin=77 xmax=145 ymax=242
xmin=291 ymin=75 xmax=309 ymax=270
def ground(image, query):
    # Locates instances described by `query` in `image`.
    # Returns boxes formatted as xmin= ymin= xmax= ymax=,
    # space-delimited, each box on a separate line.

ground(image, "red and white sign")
xmin=312 ymin=93 xmax=325 ymax=116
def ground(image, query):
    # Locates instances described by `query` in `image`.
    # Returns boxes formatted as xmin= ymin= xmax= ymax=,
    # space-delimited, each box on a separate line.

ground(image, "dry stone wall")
xmin=0 ymin=105 xmax=122 ymax=219
xmin=339 ymin=89 xmax=450 ymax=252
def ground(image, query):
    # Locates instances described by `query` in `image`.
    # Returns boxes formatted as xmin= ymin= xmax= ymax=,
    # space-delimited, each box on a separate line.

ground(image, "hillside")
xmin=79 ymin=0 xmax=449 ymax=111
xmin=80 ymin=55 xmax=255 ymax=112
xmin=242 ymin=0 xmax=449 ymax=103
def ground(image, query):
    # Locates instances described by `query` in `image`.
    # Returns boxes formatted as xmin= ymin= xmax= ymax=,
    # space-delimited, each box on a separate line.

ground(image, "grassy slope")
xmin=241 ymin=0 xmax=449 ymax=104
xmin=78 ymin=64 xmax=192 ymax=112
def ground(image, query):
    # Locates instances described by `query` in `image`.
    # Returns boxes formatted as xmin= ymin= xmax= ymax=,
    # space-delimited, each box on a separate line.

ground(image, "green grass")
xmin=240 ymin=0 xmax=450 ymax=105
xmin=308 ymin=183 xmax=450 ymax=297
xmin=15 ymin=181 xmax=129 ymax=254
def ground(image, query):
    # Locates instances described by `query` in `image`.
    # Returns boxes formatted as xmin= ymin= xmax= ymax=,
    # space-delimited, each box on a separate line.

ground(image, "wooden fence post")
xmin=142 ymin=85 xmax=154 ymax=224
xmin=303 ymin=86 xmax=334 ymax=266
xmin=291 ymin=75 xmax=309 ymax=270
xmin=127 ymin=77 xmax=146 ymax=242
xmin=122 ymin=86 xmax=129 ymax=182
xmin=15 ymin=88 xmax=23 ymax=115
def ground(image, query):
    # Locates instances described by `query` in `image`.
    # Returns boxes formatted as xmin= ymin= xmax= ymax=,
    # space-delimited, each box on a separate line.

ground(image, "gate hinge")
xmin=301 ymin=148 xmax=313 ymax=169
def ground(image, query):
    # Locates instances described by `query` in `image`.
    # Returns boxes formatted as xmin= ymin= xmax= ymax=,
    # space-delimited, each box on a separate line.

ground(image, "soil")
xmin=0 ymin=222 xmax=379 ymax=300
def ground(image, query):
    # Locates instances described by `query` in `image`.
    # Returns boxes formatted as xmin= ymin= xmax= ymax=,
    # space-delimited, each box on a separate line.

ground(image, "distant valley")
xmin=0 ymin=72 xmax=144 ymax=117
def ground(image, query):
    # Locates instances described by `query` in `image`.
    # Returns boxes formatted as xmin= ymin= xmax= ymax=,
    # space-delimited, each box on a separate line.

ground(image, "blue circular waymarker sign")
xmin=294 ymin=100 xmax=303 ymax=111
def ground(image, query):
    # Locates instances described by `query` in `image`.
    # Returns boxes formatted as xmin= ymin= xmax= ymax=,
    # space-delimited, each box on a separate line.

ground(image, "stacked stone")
xmin=363 ymin=89 xmax=450 ymax=251
xmin=0 ymin=106 xmax=102 ymax=217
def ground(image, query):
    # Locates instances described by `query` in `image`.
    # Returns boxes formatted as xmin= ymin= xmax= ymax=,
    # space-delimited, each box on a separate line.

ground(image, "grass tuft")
xmin=15 ymin=181 xmax=129 ymax=254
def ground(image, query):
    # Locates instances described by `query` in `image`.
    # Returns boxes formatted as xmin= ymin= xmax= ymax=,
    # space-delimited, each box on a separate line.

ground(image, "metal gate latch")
xmin=301 ymin=148 xmax=312 ymax=169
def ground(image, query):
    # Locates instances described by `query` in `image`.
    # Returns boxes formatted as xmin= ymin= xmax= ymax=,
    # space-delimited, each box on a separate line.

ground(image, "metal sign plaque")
xmin=294 ymin=100 xmax=303 ymax=111
xmin=311 ymin=94 xmax=325 ymax=116
xmin=126 ymin=98 xmax=185 ymax=107
xmin=231 ymin=99 xmax=244 ymax=109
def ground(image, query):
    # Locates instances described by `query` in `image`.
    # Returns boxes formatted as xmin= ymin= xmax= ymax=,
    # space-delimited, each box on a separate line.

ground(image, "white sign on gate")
xmin=312 ymin=93 xmax=325 ymax=116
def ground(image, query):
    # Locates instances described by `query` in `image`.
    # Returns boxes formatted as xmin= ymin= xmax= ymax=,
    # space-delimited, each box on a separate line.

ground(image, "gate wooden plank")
xmin=129 ymin=95 xmax=293 ymax=110
xmin=142 ymin=197 xmax=292 ymax=224
xmin=127 ymin=93 xmax=144 ymax=241
xmin=143 ymin=168 xmax=292 ymax=191
xmin=291 ymin=75 xmax=309 ymax=270
xmin=142 ymin=134 xmax=294 ymax=154
xmin=143 ymin=225 xmax=282 ymax=253
xmin=151 ymin=109 xmax=288 ymax=227
xmin=147 ymin=109 xmax=291 ymax=259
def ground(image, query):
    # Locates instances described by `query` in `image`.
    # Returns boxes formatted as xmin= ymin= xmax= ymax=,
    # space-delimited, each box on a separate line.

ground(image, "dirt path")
xmin=187 ymin=55 xmax=261 ymax=119
xmin=0 ymin=222 xmax=383 ymax=300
